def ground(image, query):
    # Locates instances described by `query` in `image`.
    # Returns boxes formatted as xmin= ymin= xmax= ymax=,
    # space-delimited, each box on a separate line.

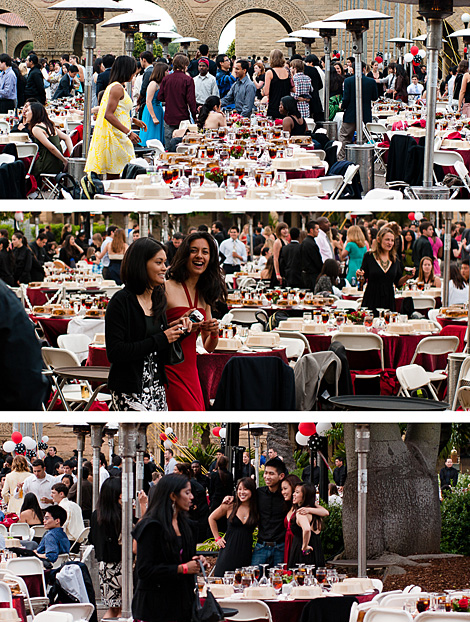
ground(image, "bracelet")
xmin=215 ymin=537 xmax=222 ymax=541
xmin=125 ymin=129 xmax=132 ymax=137
xmin=182 ymin=563 xmax=188 ymax=574
xmin=210 ymin=333 xmax=218 ymax=340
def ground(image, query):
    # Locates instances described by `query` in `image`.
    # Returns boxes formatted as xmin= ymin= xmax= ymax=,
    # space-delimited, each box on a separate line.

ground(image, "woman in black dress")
xmin=210 ymin=477 xmax=258 ymax=576
xmin=58 ymin=234 xmax=85 ymax=268
xmin=357 ymin=226 xmax=415 ymax=315
xmin=0 ymin=237 xmax=14 ymax=286
xmin=287 ymin=482 xmax=328 ymax=568
xmin=208 ymin=455 xmax=234 ymax=533
xmin=264 ymin=49 xmax=295 ymax=119
xmin=174 ymin=462 xmax=210 ymax=543
xmin=132 ymin=474 xmax=208 ymax=622
xmin=279 ymin=96 xmax=307 ymax=136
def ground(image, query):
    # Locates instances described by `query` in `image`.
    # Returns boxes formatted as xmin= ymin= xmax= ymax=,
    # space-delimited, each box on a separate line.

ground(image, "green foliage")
xmin=197 ymin=535 xmax=224 ymax=551
xmin=319 ymin=500 xmax=344 ymax=558
xmin=175 ymin=440 xmax=220 ymax=470
xmin=226 ymin=39 xmax=235 ymax=58
xmin=0 ymin=224 xmax=17 ymax=239
xmin=440 ymin=424 xmax=470 ymax=459
xmin=20 ymin=42 xmax=34 ymax=59
xmin=132 ymin=34 xmax=178 ymax=60
xmin=293 ymin=450 xmax=310 ymax=470
xmin=440 ymin=483 xmax=470 ymax=554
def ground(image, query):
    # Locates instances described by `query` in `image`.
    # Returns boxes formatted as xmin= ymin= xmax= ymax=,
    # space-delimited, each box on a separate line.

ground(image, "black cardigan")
xmin=105 ymin=287 xmax=170 ymax=394
xmin=12 ymin=245 xmax=32 ymax=284
xmin=89 ymin=510 xmax=121 ymax=563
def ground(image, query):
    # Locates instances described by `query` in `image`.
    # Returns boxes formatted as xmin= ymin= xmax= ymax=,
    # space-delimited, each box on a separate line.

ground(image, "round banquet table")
xmin=53 ymin=366 xmax=109 ymax=411
xmin=0 ymin=596 xmax=27 ymax=622
xmin=330 ymin=395 xmax=449 ymax=410
xmin=32 ymin=316 xmax=71 ymax=347
xmin=436 ymin=315 xmax=469 ymax=329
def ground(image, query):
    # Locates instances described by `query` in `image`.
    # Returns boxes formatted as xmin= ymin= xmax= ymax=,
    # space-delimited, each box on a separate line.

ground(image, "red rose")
xmin=286 ymin=570 xmax=292 ymax=576
xmin=459 ymin=598 xmax=468 ymax=609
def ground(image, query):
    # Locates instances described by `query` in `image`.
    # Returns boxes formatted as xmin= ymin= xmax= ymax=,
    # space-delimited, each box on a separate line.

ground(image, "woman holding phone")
xmin=165 ymin=232 xmax=227 ymax=411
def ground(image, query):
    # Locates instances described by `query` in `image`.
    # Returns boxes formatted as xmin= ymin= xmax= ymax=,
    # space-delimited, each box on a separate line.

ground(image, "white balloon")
xmin=23 ymin=437 xmax=36 ymax=450
xmin=3 ymin=441 xmax=15 ymax=453
xmin=165 ymin=427 xmax=173 ymax=435
xmin=295 ymin=431 xmax=309 ymax=446
xmin=163 ymin=439 xmax=173 ymax=450
xmin=404 ymin=53 xmax=414 ymax=63
xmin=414 ymin=211 xmax=424 ymax=220
xmin=418 ymin=49 xmax=426 ymax=58
xmin=37 ymin=450 xmax=46 ymax=459
xmin=42 ymin=436 xmax=49 ymax=443
xmin=219 ymin=428 xmax=227 ymax=439
xmin=316 ymin=422 xmax=332 ymax=436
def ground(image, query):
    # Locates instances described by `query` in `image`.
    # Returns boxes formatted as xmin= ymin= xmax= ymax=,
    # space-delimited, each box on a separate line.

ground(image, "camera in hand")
xmin=188 ymin=309 xmax=204 ymax=323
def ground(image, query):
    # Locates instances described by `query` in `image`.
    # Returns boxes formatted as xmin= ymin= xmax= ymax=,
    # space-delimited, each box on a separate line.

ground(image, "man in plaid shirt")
xmin=291 ymin=59 xmax=311 ymax=118
xmin=216 ymin=53 xmax=236 ymax=100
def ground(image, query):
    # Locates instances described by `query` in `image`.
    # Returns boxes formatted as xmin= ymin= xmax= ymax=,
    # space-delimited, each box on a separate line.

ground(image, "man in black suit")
xmin=211 ymin=220 xmax=225 ymax=246
xmin=338 ymin=60 xmax=378 ymax=159
xmin=412 ymin=221 xmax=435 ymax=269
xmin=53 ymin=64 xmax=79 ymax=100
xmin=24 ymin=54 xmax=46 ymax=105
xmin=303 ymin=54 xmax=324 ymax=122
xmin=282 ymin=227 xmax=303 ymax=287
xmin=187 ymin=44 xmax=217 ymax=78
xmin=138 ymin=51 xmax=155 ymax=119
xmin=300 ymin=220 xmax=323 ymax=291
xmin=95 ymin=54 xmax=115 ymax=98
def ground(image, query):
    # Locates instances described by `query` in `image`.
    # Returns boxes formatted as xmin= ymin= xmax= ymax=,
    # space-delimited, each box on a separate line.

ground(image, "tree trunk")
xmin=267 ymin=423 xmax=296 ymax=472
xmin=343 ymin=423 xmax=441 ymax=559
xmin=200 ymin=424 xmax=211 ymax=449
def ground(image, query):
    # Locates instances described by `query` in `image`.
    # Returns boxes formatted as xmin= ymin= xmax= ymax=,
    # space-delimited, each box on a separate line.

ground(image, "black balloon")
xmin=308 ymin=433 xmax=323 ymax=451
xmin=15 ymin=443 xmax=26 ymax=455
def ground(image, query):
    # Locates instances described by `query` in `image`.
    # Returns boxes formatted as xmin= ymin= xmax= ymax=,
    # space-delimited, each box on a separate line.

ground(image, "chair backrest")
xmin=433 ymin=150 xmax=464 ymax=167
xmin=312 ymin=149 xmax=326 ymax=161
xmin=456 ymin=385 xmax=470 ymax=410
xmin=221 ymin=599 xmax=273 ymax=622
xmin=344 ymin=163 xmax=361 ymax=185
xmin=9 ymin=523 xmax=32 ymax=539
xmin=31 ymin=525 xmax=46 ymax=539
xmin=331 ymin=333 xmax=384 ymax=370
xmin=396 ymin=364 xmax=439 ymax=399
xmin=380 ymin=594 xmax=430 ymax=609
xmin=0 ymin=580 xmax=13 ymax=606
xmin=0 ymin=154 xmax=15 ymax=164
xmin=71 ymin=526 xmax=90 ymax=548
xmin=316 ymin=175 xmax=343 ymax=195
xmin=410 ymin=336 xmax=460 ymax=363
xmin=370 ymin=578 xmax=383 ymax=593
xmin=52 ymin=553 xmax=70 ymax=569
xmin=5 ymin=556 xmax=47 ymax=597
xmin=42 ymin=346 xmax=81 ymax=370
xmin=372 ymin=590 xmax=402 ymax=604
xmin=34 ymin=612 xmax=74 ymax=622
xmin=366 ymin=122 xmax=388 ymax=134
xmin=414 ymin=613 xmax=470 ymax=622
xmin=57 ymin=334 xmax=92 ymax=362
xmin=230 ymin=308 xmax=262 ymax=325
xmin=412 ymin=296 xmax=436 ymax=309
xmin=453 ymin=160 xmax=470 ymax=190
xmin=428 ymin=309 xmax=440 ymax=328
xmin=48 ymin=603 xmax=95 ymax=621
xmin=101 ymin=286 xmax=122 ymax=298
xmin=332 ymin=299 xmax=360 ymax=310
xmin=363 ymin=607 xmax=414 ymax=622
xmin=278 ymin=337 xmax=305 ymax=360
xmin=0 ymin=524 xmax=8 ymax=538
xmin=274 ymin=330 xmax=311 ymax=353
xmin=364 ymin=189 xmax=403 ymax=200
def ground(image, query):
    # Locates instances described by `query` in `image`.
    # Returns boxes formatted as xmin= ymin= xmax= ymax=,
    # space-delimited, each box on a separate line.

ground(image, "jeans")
xmin=251 ymin=542 xmax=285 ymax=568
xmin=164 ymin=122 xmax=179 ymax=150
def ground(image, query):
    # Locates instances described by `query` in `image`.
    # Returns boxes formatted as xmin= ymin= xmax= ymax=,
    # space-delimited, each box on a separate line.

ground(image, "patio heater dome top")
xmin=303 ymin=20 xmax=346 ymax=29
xmin=386 ymin=37 xmax=414 ymax=42
xmin=324 ymin=9 xmax=392 ymax=21
xmin=289 ymin=29 xmax=321 ymax=38
xmin=49 ymin=0 xmax=129 ymax=10
xmin=172 ymin=36 xmax=200 ymax=43
xmin=277 ymin=37 xmax=302 ymax=42
xmin=449 ymin=28 xmax=470 ymax=36
xmin=102 ymin=11 xmax=160 ymax=27
xmin=240 ymin=424 xmax=274 ymax=436
xmin=140 ymin=25 xmax=180 ymax=38
xmin=413 ymin=33 xmax=427 ymax=40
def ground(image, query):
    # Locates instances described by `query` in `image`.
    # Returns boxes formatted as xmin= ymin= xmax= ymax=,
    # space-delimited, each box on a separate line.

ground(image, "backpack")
xmin=267 ymin=311 xmax=289 ymax=331
xmin=55 ymin=172 xmax=82 ymax=200
xmin=80 ymin=171 xmax=104 ymax=200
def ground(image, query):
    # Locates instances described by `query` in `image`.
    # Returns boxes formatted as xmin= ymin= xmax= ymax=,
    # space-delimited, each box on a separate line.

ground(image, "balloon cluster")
xmin=160 ymin=427 xmax=178 ymax=450
xmin=408 ymin=211 xmax=424 ymax=222
xmin=404 ymin=48 xmax=426 ymax=65
xmin=3 ymin=432 xmax=39 ymax=457
xmin=295 ymin=422 xmax=333 ymax=446
xmin=212 ymin=426 xmax=227 ymax=440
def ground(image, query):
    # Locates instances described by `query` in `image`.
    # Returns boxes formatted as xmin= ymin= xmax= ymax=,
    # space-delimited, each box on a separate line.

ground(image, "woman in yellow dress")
xmin=85 ymin=55 xmax=146 ymax=179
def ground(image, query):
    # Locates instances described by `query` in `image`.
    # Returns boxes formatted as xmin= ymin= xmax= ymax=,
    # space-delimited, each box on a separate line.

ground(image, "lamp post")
xmin=355 ymin=424 xmax=370 ymax=578
xmin=140 ymin=25 xmax=181 ymax=58
xmin=386 ymin=37 xmax=414 ymax=63
xmin=325 ymin=10 xmax=392 ymax=194
xmin=304 ymin=20 xmax=347 ymax=140
xmin=171 ymin=36 xmax=200 ymax=56
xmin=102 ymin=11 xmax=160 ymax=95
xmin=289 ymin=29 xmax=321 ymax=56
xmin=276 ymin=37 xmax=301 ymax=59
xmin=48 ymin=0 xmax=130 ymax=160
xmin=240 ymin=424 xmax=273 ymax=487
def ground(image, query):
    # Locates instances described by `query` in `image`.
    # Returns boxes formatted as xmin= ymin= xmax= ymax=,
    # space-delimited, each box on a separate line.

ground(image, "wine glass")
xmin=364 ymin=313 xmax=374 ymax=331
xmin=258 ymin=563 xmax=270 ymax=585
xmin=227 ymin=175 xmax=239 ymax=198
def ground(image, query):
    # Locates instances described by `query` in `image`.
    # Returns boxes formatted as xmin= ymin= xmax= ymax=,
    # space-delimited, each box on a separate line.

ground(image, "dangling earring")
xmin=172 ymin=501 xmax=176 ymax=515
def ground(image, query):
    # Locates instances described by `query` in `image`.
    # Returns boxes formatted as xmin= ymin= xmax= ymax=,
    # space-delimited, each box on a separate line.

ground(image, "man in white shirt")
xmin=51 ymin=482 xmax=85 ymax=544
xmin=194 ymin=58 xmax=219 ymax=107
xmin=315 ymin=217 xmax=334 ymax=262
xmin=99 ymin=453 xmax=110 ymax=489
xmin=407 ymin=75 xmax=424 ymax=103
xmin=55 ymin=460 xmax=77 ymax=484
xmin=219 ymin=226 xmax=248 ymax=274
xmin=21 ymin=459 xmax=55 ymax=509
xmin=164 ymin=449 xmax=177 ymax=475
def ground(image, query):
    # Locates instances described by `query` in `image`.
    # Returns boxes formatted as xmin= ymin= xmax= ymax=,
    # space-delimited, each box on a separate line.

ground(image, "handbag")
xmin=191 ymin=560 xmax=225 ymax=622
xmin=167 ymin=338 xmax=184 ymax=366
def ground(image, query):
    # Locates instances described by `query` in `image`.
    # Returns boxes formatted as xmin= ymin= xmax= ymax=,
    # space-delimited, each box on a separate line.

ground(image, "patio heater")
xmin=90 ymin=423 xmax=104 ymax=511
xmin=172 ymin=36 xmax=200 ymax=55
xmin=449 ymin=26 xmax=470 ymax=62
xmin=390 ymin=0 xmax=468 ymax=192
xmin=140 ymin=24 xmax=182 ymax=57
xmin=139 ymin=210 xmax=150 ymax=237
xmin=102 ymin=11 xmax=160 ymax=95
xmin=276 ymin=37 xmax=302 ymax=59
xmin=304 ymin=20 xmax=347 ymax=140
xmin=355 ymin=424 xmax=370 ymax=578
xmin=240 ymin=424 xmax=273 ymax=487
xmin=325 ymin=10 xmax=392 ymax=194
xmin=289 ymin=29 xmax=321 ymax=56
xmin=48 ymin=0 xmax=129 ymax=160
xmin=135 ymin=423 xmax=150 ymax=518
xmin=57 ymin=422 xmax=90 ymax=506
xmin=386 ymin=37 xmax=414 ymax=63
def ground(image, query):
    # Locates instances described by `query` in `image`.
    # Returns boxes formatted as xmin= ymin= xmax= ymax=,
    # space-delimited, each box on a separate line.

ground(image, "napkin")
xmin=445 ymin=131 xmax=462 ymax=140
xmin=392 ymin=120 xmax=408 ymax=131
xmin=411 ymin=119 xmax=426 ymax=128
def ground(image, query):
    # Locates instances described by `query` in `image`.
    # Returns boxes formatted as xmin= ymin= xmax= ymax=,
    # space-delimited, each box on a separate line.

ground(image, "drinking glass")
xmin=364 ymin=313 xmax=374 ymax=330
xmin=316 ymin=567 xmax=327 ymax=584
xmin=336 ymin=314 xmax=345 ymax=328
xmin=270 ymin=570 xmax=283 ymax=594
xmin=284 ymin=146 xmax=294 ymax=158
xmin=188 ymin=176 xmax=200 ymax=191
xmin=258 ymin=563 xmax=270 ymax=585
xmin=234 ymin=568 xmax=243 ymax=589
xmin=227 ymin=176 xmax=240 ymax=197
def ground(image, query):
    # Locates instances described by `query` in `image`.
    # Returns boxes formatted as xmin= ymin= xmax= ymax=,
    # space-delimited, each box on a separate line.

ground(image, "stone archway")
xmin=146 ymin=0 xmax=200 ymax=41
xmin=13 ymin=38 xmax=31 ymax=57
xmin=0 ymin=0 xmax=48 ymax=52
xmin=203 ymin=0 xmax=310 ymax=51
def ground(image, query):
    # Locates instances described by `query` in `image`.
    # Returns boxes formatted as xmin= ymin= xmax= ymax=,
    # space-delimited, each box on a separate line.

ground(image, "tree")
xmin=267 ymin=423 xmax=296 ymax=471
xmin=226 ymin=39 xmax=235 ymax=58
xmin=342 ymin=423 xmax=442 ymax=558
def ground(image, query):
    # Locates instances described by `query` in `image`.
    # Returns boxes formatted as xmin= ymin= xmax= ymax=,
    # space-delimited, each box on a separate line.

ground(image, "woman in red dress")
xmin=165 ymin=232 xmax=226 ymax=410
xmin=281 ymin=474 xmax=302 ymax=564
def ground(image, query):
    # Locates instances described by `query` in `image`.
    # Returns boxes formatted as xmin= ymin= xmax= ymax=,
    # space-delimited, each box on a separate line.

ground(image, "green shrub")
xmin=294 ymin=450 xmax=310 ymax=470
xmin=441 ymin=486 xmax=470 ymax=554
xmin=319 ymin=501 xmax=344 ymax=559
xmin=175 ymin=440 xmax=220 ymax=471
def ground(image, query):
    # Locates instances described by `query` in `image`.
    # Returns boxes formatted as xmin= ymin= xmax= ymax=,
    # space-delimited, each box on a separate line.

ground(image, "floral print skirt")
xmin=99 ymin=560 xmax=122 ymax=607
xmin=112 ymin=353 xmax=167 ymax=411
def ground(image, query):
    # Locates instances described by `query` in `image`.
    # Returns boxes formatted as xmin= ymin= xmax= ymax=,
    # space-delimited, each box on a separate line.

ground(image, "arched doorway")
xmin=14 ymin=38 xmax=32 ymax=57
xmin=219 ymin=12 xmax=294 ymax=57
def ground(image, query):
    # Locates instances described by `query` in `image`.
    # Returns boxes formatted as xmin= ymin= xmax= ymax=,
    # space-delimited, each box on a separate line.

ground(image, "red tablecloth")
xmin=0 ymin=596 xmax=27 ymax=622
xmin=436 ymin=315 xmax=468 ymax=329
xmin=27 ymin=288 xmax=60 ymax=306
xmin=87 ymin=345 xmax=109 ymax=366
xmin=285 ymin=167 xmax=325 ymax=180
xmin=31 ymin=316 xmax=71 ymax=347
xmin=442 ymin=147 xmax=470 ymax=174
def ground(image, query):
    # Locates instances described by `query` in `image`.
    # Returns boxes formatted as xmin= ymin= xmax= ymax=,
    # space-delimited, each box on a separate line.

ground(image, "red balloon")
xmin=11 ymin=432 xmax=22 ymax=444
xmin=465 ymin=47 xmax=468 ymax=54
xmin=408 ymin=212 xmax=415 ymax=221
xmin=375 ymin=56 xmax=383 ymax=63
xmin=410 ymin=45 xmax=419 ymax=56
xmin=212 ymin=426 xmax=221 ymax=437
xmin=159 ymin=433 xmax=167 ymax=441
xmin=298 ymin=423 xmax=317 ymax=437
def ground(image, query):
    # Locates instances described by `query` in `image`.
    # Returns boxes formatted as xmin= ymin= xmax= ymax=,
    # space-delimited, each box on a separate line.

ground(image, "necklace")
xmin=379 ymin=256 xmax=390 ymax=270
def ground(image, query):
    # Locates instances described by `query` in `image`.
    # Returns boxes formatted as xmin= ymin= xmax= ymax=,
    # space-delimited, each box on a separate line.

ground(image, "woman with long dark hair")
xmin=287 ymin=482 xmax=329 ymax=568
xmin=197 ymin=95 xmax=226 ymax=130
xmin=105 ymin=237 xmax=189 ymax=411
xmin=173 ymin=462 xmax=210 ymax=543
xmin=2 ymin=455 xmax=31 ymax=515
xmin=24 ymin=102 xmax=72 ymax=177
xmin=418 ymin=256 xmax=441 ymax=288
xmin=271 ymin=221 xmax=289 ymax=287
xmin=132 ymin=474 xmax=208 ymax=622
xmin=401 ymin=229 xmax=415 ymax=271
xmin=208 ymin=455 xmax=234 ymax=521
xmin=85 ymin=55 xmax=147 ymax=179
xmin=0 ymin=237 xmax=14 ymax=286
xmin=89 ymin=478 xmax=123 ymax=620
xmin=357 ymin=226 xmax=415 ymax=314
xmin=58 ymin=234 xmax=85 ymax=268
xmin=139 ymin=62 xmax=168 ymax=146
xmin=210 ymin=477 xmax=258 ymax=576
xmin=97 ymin=228 xmax=128 ymax=285
xmin=279 ymin=95 xmax=306 ymax=135
xmin=314 ymin=258 xmax=340 ymax=294
xmin=449 ymin=262 xmax=469 ymax=305
xmin=393 ymin=64 xmax=409 ymax=103
xmin=367 ymin=60 xmax=383 ymax=97
xmin=165 ymin=231 xmax=226 ymax=411
xmin=280 ymin=473 xmax=302 ymax=563
xmin=11 ymin=232 xmax=32 ymax=285
xmin=264 ymin=49 xmax=295 ymax=119
xmin=20 ymin=492 xmax=44 ymax=526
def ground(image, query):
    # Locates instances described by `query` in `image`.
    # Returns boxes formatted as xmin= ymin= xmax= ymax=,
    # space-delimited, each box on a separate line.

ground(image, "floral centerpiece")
xmin=435 ymin=112 xmax=444 ymax=120
xmin=205 ymin=166 xmax=224 ymax=186
xmin=230 ymin=145 xmax=244 ymax=159
xmin=452 ymin=598 xmax=469 ymax=612
xmin=271 ymin=289 xmax=282 ymax=304
xmin=281 ymin=570 xmax=293 ymax=584
xmin=346 ymin=310 xmax=367 ymax=325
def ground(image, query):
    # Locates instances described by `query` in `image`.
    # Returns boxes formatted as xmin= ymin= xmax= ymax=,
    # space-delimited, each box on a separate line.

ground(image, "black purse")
xmin=167 ymin=338 xmax=184 ymax=365
xmin=191 ymin=560 xmax=225 ymax=622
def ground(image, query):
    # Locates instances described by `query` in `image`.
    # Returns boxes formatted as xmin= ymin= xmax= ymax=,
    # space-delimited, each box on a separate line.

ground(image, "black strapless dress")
xmin=287 ymin=516 xmax=325 ymax=568
xmin=214 ymin=515 xmax=255 ymax=576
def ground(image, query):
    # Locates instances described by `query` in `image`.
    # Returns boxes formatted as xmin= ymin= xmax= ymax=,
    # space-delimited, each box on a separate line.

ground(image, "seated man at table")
xmin=51 ymin=483 xmax=84 ymax=547
xmin=21 ymin=505 xmax=70 ymax=563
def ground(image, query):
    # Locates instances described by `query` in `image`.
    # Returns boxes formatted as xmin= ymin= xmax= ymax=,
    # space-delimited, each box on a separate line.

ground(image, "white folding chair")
xmin=412 ymin=296 xmax=436 ymax=310
xmin=433 ymin=150 xmax=464 ymax=184
xmin=315 ymin=175 xmax=343 ymax=196
xmin=0 ymin=580 xmax=13 ymax=607
xmin=0 ymin=154 xmax=15 ymax=164
xmin=13 ymin=142 xmax=39 ymax=176
xmin=311 ymin=149 xmax=326 ymax=161
xmin=396 ymin=364 xmax=439 ymax=400
xmin=146 ymin=138 xmax=165 ymax=156
xmin=31 ymin=525 xmax=47 ymax=539
xmin=48 ymin=603 xmax=94 ymax=621
xmin=0 ymin=120 xmax=10 ymax=133
xmin=415 ymin=612 xmax=470 ymax=622
xmin=101 ymin=286 xmax=123 ymax=298
xmin=364 ymin=188 xmax=403 ymax=200
xmin=278 ymin=337 xmax=305 ymax=362
xmin=331 ymin=299 xmax=361 ymax=310
xmin=236 ymin=277 xmax=257 ymax=289
xmin=370 ymin=579 xmax=383 ymax=593
xmin=409 ymin=335 xmax=459 ymax=382
xmin=372 ymin=590 xmax=404 ymax=604
xmin=451 ymin=355 xmax=470 ymax=410
xmin=57 ymin=333 xmax=92 ymax=364
xmin=363 ymin=607 xmax=414 ymax=622
xmin=52 ymin=553 xmax=70 ymax=569
xmin=69 ymin=526 xmax=90 ymax=560
xmin=305 ymin=117 xmax=315 ymax=132
xmin=428 ymin=309 xmax=441 ymax=330
xmin=330 ymin=164 xmax=360 ymax=200
xmin=0 ymin=524 xmax=8 ymax=538
xmin=274 ymin=330 xmax=312 ymax=353
xmin=380 ymin=593 xmax=431 ymax=609
xmin=365 ymin=122 xmax=389 ymax=173
xmin=331 ymin=332 xmax=384 ymax=379
xmin=9 ymin=523 xmax=32 ymax=540
xmin=230 ymin=308 xmax=266 ymax=326
xmin=453 ymin=160 xmax=470 ymax=193
xmin=5 ymin=557 xmax=49 ymax=612
xmin=34 ymin=612 xmax=73 ymax=622
xmin=220 ymin=599 xmax=273 ymax=622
